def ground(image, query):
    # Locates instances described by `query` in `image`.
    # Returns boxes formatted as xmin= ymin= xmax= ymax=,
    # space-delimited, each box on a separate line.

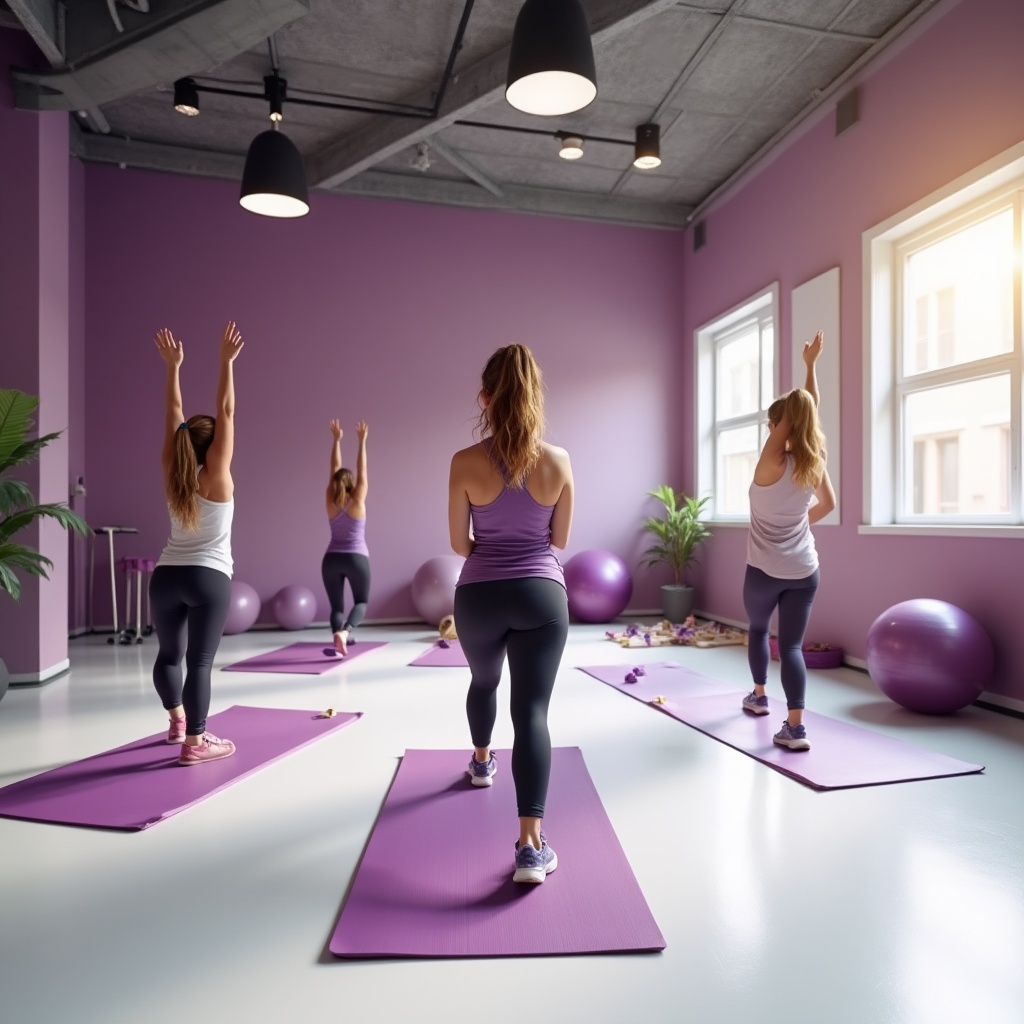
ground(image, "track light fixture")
xmin=558 ymin=134 xmax=584 ymax=160
xmin=239 ymin=74 xmax=309 ymax=219
xmin=173 ymin=77 xmax=199 ymax=116
xmin=506 ymin=0 xmax=597 ymax=116
xmin=633 ymin=123 xmax=661 ymax=170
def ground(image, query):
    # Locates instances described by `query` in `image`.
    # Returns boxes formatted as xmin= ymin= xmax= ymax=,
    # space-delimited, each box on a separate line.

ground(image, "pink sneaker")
xmin=166 ymin=716 xmax=186 ymax=744
xmin=178 ymin=733 xmax=236 ymax=766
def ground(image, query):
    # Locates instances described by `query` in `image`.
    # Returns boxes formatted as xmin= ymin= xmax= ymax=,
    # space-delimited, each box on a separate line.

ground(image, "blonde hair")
xmin=331 ymin=468 xmax=354 ymax=508
xmin=477 ymin=344 xmax=544 ymax=486
xmin=166 ymin=414 xmax=214 ymax=531
xmin=769 ymin=389 xmax=826 ymax=490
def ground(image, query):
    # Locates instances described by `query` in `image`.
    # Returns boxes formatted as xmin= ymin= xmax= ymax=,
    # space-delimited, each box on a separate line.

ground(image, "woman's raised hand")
xmin=356 ymin=420 xmax=369 ymax=441
xmin=329 ymin=419 xmax=343 ymax=441
xmin=154 ymin=328 xmax=184 ymax=367
xmin=802 ymin=330 xmax=823 ymax=366
xmin=220 ymin=321 xmax=244 ymax=362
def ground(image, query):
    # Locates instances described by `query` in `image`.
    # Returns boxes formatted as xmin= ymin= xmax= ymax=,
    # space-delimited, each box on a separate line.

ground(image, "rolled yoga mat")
xmin=329 ymin=746 xmax=665 ymax=958
xmin=577 ymin=662 xmax=984 ymax=790
xmin=408 ymin=640 xmax=469 ymax=667
xmin=0 ymin=705 xmax=361 ymax=831
xmin=223 ymin=641 xmax=387 ymax=674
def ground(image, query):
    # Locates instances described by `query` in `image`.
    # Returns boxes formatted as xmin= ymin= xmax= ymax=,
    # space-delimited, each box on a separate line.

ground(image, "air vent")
xmin=836 ymin=88 xmax=859 ymax=137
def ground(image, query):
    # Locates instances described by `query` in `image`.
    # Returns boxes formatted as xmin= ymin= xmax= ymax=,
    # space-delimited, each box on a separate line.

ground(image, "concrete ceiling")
xmin=3 ymin=0 xmax=944 ymax=228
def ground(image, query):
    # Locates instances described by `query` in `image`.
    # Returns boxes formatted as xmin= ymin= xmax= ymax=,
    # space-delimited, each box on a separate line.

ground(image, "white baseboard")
xmin=10 ymin=658 xmax=71 ymax=686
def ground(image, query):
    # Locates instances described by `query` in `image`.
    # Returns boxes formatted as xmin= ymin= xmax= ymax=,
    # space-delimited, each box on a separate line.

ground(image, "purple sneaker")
xmin=773 ymin=720 xmax=810 ymax=751
xmin=742 ymin=690 xmax=770 ymax=715
xmin=513 ymin=839 xmax=558 ymax=884
xmin=467 ymin=752 xmax=498 ymax=787
xmin=178 ymin=733 xmax=236 ymax=766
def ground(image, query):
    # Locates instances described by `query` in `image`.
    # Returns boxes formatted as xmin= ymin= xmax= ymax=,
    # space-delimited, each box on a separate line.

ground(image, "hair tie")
xmin=177 ymin=421 xmax=189 ymax=430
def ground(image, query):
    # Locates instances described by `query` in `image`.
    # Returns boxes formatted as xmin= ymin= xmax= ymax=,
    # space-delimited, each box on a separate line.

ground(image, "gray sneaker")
xmin=467 ymin=752 xmax=498 ymax=787
xmin=513 ymin=838 xmax=558 ymax=884
xmin=773 ymin=720 xmax=810 ymax=751
xmin=742 ymin=690 xmax=770 ymax=715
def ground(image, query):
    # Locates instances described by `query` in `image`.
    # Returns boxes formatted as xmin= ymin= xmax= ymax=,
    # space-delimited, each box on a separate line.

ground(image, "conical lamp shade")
xmin=506 ymin=0 xmax=597 ymax=116
xmin=239 ymin=129 xmax=309 ymax=218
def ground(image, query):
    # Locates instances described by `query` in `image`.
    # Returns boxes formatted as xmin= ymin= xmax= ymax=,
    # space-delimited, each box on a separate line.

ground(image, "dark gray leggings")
xmin=321 ymin=552 xmax=371 ymax=633
xmin=454 ymin=577 xmax=569 ymax=819
xmin=743 ymin=564 xmax=820 ymax=710
xmin=149 ymin=565 xmax=232 ymax=736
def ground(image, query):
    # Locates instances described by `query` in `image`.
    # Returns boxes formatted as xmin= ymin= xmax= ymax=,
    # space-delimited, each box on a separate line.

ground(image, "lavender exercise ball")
xmin=865 ymin=599 xmax=994 ymax=714
xmin=411 ymin=556 xmax=465 ymax=625
xmin=271 ymin=584 xmax=317 ymax=631
xmin=563 ymin=549 xmax=633 ymax=624
xmin=223 ymin=581 xmax=261 ymax=635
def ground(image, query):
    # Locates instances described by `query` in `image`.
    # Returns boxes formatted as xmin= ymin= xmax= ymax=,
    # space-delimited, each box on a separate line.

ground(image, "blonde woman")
xmin=150 ymin=323 xmax=242 ymax=766
xmin=321 ymin=419 xmax=370 ymax=657
xmin=448 ymin=344 xmax=574 ymax=884
xmin=742 ymin=333 xmax=835 ymax=750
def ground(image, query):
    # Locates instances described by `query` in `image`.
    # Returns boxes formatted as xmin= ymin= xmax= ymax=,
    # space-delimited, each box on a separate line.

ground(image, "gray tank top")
xmin=746 ymin=456 xmax=818 ymax=579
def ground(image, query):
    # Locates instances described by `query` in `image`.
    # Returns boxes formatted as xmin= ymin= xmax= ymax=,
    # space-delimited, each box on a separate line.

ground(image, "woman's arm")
xmin=154 ymin=328 xmax=184 ymax=471
xmin=205 ymin=322 xmax=243 ymax=479
xmin=549 ymin=449 xmax=574 ymax=550
xmin=807 ymin=466 xmax=837 ymax=524
xmin=448 ymin=451 xmax=474 ymax=558
xmin=328 ymin=420 xmax=342 ymax=477
xmin=802 ymin=330 xmax=823 ymax=409
xmin=352 ymin=421 xmax=368 ymax=501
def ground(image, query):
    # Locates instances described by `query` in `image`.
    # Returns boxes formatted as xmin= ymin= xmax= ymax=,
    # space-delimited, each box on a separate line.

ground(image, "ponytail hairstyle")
xmin=166 ymin=414 xmax=215 ymax=531
xmin=477 ymin=344 xmax=544 ymax=486
xmin=777 ymin=389 xmax=826 ymax=490
xmin=331 ymin=468 xmax=355 ymax=508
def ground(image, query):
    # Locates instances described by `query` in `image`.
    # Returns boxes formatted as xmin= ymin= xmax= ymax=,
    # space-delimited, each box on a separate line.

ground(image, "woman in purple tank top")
xmin=321 ymin=419 xmax=370 ymax=657
xmin=742 ymin=333 xmax=836 ymax=751
xmin=448 ymin=344 xmax=574 ymax=885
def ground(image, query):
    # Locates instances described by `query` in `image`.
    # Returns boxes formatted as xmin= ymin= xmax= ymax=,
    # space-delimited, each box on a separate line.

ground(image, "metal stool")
xmin=88 ymin=526 xmax=138 ymax=642
xmin=118 ymin=556 xmax=156 ymax=643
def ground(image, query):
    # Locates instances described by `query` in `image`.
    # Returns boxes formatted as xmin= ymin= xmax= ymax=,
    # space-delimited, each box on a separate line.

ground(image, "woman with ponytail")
xmin=321 ymin=418 xmax=370 ymax=656
xmin=742 ymin=331 xmax=836 ymax=750
xmin=448 ymin=344 xmax=574 ymax=884
xmin=150 ymin=322 xmax=243 ymax=766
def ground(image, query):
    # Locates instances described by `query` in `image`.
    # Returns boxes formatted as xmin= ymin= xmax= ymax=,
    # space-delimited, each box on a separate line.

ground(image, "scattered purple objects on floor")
xmin=0 ymin=706 xmax=362 ymax=830
xmin=408 ymin=640 xmax=469 ymax=667
xmin=624 ymin=672 xmax=637 ymax=684
xmin=329 ymin=746 xmax=665 ymax=958
xmin=577 ymin=662 xmax=984 ymax=790
xmin=222 ymin=641 xmax=387 ymax=674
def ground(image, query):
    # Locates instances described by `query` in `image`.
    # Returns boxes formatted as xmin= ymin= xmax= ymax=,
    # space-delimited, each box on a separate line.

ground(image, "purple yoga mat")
xmin=578 ymin=662 xmax=984 ymax=790
xmin=329 ymin=746 xmax=665 ymax=958
xmin=0 ymin=705 xmax=361 ymax=831
xmin=408 ymin=640 xmax=469 ymax=667
xmin=223 ymin=641 xmax=387 ymax=674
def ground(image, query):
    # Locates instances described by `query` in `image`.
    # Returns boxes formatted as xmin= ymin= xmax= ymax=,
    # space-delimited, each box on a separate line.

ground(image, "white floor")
xmin=1 ymin=624 xmax=1022 ymax=1024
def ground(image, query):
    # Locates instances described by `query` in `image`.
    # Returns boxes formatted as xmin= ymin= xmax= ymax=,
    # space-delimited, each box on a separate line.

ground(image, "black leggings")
xmin=149 ymin=565 xmax=231 ymax=736
xmin=743 ymin=564 xmax=820 ymax=710
xmin=320 ymin=552 xmax=371 ymax=633
xmin=454 ymin=578 xmax=569 ymax=819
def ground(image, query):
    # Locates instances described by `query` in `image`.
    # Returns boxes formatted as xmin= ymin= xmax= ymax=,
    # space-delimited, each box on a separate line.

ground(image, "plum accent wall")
xmin=679 ymin=0 xmax=1024 ymax=705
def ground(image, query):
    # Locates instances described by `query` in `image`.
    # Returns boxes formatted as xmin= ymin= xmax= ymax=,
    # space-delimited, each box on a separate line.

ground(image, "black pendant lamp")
xmin=239 ymin=74 xmax=309 ymax=218
xmin=506 ymin=0 xmax=597 ymax=117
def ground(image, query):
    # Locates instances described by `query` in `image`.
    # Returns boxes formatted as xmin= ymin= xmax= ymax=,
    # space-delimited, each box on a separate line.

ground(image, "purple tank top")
xmin=457 ymin=481 xmax=564 ymax=589
xmin=326 ymin=507 xmax=369 ymax=557
xmin=747 ymin=456 xmax=818 ymax=579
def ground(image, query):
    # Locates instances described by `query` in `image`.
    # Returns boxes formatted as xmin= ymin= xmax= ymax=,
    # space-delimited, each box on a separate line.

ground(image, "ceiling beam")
xmin=306 ymin=0 xmax=682 ymax=191
xmin=71 ymin=130 xmax=688 ymax=229
xmin=673 ymin=4 xmax=880 ymax=45
xmin=427 ymin=138 xmax=504 ymax=198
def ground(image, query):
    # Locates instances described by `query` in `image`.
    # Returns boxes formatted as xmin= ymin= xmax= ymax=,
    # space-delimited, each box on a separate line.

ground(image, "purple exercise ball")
xmin=223 ymin=581 xmax=261 ymax=635
xmin=865 ymin=598 xmax=994 ymax=714
xmin=411 ymin=555 xmax=465 ymax=625
xmin=563 ymin=549 xmax=633 ymax=624
xmin=271 ymin=584 xmax=317 ymax=631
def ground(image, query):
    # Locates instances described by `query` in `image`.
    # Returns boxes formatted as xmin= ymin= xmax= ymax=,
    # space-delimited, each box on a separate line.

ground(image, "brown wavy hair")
xmin=166 ymin=414 xmax=214 ymax=531
xmin=768 ymin=389 xmax=826 ymax=490
xmin=477 ymin=344 xmax=544 ymax=486
xmin=331 ymin=468 xmax=355 ymax=508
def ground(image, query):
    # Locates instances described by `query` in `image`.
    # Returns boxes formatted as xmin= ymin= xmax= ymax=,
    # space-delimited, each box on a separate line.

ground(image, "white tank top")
xmin=157 ymin=496 xmax=234 ymax=578
xmin=746 ymin=456 xmax=818 ymax=579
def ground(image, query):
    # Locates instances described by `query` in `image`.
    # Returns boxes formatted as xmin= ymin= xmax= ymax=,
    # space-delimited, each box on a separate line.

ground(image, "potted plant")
xmin=640 ymin=486 xmax=712 ymax=623
xmin=1 ymin=389 xmax=89 ymax=703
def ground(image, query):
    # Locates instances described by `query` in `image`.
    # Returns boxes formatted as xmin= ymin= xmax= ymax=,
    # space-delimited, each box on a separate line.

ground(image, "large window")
xmin=866 ymin=148 xmax=1024 ymax=533
xmin=696 ymin=286 xmax=778 ymax=519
